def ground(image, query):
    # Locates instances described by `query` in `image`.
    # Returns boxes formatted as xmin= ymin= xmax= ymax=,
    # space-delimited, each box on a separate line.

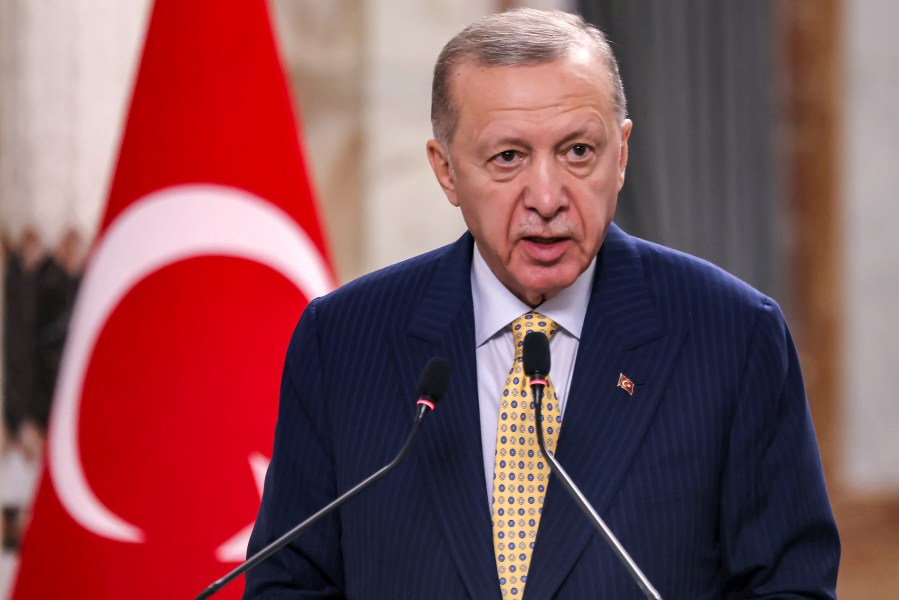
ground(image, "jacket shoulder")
xmin=308 ymin=237 xmax=464 ymax=322
xmin=629 ymin=234 xmax=774 ymax=312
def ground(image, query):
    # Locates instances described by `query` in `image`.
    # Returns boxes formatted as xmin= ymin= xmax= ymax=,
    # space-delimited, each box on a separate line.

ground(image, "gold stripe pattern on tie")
xmin=491 ymin=312 xmax=561 ymax=598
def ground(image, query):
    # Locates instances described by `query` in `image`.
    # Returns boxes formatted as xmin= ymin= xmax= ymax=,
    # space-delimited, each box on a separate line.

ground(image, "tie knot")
xmin=511 ymin=312 xmax=558 ymax=356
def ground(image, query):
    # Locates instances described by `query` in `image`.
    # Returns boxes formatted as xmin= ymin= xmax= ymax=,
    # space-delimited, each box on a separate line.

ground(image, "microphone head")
xmin=523 ymin=331 xmax=551 ymax=377
xmin=417 ymin=357 xmax=451 ymax=404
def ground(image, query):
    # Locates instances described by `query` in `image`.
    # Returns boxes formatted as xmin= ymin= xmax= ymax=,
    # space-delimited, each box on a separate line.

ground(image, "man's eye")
xmin=494 ymin=150 xmax=520 ymax=164
xmin=567 ymin=144 xmax=593 ymax=159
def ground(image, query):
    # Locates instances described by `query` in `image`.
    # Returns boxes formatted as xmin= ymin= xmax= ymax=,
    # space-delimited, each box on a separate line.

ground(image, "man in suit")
xmin=245 ymin=9 xmax=839 ymax=598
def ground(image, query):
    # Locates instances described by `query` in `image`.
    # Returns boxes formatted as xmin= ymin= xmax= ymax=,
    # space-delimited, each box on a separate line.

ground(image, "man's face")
xmin=427 ymin=49 xmax=632 ymax=306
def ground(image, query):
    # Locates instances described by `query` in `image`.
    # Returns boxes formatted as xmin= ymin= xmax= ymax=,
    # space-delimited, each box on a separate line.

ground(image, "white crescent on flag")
xmin=47 ymin=183 xmax=336 ymax=543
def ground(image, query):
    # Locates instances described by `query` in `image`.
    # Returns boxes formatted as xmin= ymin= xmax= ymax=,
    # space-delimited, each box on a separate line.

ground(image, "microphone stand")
xmin=532 ymin=383 xmax=663 ymax=600
xmin=195 ymin=403 xmax=433 ymax=599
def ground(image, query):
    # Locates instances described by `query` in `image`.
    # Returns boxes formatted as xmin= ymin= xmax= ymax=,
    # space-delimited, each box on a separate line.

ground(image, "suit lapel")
xmin=525 ymin=225 xmax=687 ymax=599
xmin=389 ymin=234 xmax=501 ymax=599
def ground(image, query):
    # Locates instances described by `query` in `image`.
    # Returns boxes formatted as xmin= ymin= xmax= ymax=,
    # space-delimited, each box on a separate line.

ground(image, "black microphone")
xmin=523 ymin=332 xmax=662 ymax=600
xmin=522 ymin=329 xmax=551 ymax=381
xmin=415 ymin=355 xmax=452 ymax=420
xmin=196 ymin=357 xmax=452 ymax=599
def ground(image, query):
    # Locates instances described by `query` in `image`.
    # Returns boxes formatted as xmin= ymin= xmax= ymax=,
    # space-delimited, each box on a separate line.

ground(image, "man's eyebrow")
xmin=556 ymin=126 xmax=606 ymax=149
xmin=482 ymin=136 xmax=531 ymax=150
xmin=478 ymin=124 xmax=607 ymax=152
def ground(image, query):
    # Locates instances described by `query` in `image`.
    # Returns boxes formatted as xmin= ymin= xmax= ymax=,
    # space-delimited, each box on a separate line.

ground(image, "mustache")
xmin=514 ymin=216 xmax=575 ymax=238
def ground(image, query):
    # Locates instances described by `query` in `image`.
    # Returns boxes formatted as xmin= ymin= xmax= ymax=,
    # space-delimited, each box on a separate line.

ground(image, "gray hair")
xmin=430 ymin=8 xmax=627 ymax=145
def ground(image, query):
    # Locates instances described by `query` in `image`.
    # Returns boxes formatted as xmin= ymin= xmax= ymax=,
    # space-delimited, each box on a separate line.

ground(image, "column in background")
xmin=843 ymin=0 xmax=899 ymax=493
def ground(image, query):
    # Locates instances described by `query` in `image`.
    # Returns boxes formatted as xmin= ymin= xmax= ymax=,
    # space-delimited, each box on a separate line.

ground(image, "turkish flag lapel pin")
xmin=617 ymin=373 xmax=635 ymax=396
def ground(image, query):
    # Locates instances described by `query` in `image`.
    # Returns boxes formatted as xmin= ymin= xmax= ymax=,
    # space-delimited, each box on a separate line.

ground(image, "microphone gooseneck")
xmin=522 ymin=332 xmax=662 ymax=600
xmin=195 ymin=357 xmax=451 ymax=600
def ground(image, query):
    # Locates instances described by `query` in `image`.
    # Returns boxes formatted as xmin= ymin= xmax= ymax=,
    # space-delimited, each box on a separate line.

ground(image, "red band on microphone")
xmin=416 ymin=398 xmax=435 ymax=411
xmin=529 ymin=378 xmax=547 ymax=387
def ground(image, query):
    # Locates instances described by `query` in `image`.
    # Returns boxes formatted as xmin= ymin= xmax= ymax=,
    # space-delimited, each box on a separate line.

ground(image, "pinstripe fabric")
xmin=244 ymin=224 xmax=839 ymax=599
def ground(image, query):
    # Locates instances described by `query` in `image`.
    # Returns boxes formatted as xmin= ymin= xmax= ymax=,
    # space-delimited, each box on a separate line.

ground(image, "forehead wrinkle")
xmin=450 ymin=56 xmax=619 ymax=153
xmin=470 ymin=106 xmax=609 ymax=151
xmin=471 ymin=82 xmax=607 ymax=114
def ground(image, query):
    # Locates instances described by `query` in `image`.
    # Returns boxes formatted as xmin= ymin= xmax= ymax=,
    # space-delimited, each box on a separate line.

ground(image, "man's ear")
xmin=426 ymin=139 xmax=460 ymax=207
xmin=617 ymin=119 xmax=633 ymax=190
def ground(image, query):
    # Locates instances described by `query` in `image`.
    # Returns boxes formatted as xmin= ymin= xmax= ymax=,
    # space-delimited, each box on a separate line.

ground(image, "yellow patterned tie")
xmin=491 ymin=312 xmax=561 ymax=598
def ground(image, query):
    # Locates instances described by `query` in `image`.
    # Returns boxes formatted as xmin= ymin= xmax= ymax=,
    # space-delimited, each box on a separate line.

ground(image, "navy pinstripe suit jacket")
xmin=245 ymin=225 xmax=839 ymax=599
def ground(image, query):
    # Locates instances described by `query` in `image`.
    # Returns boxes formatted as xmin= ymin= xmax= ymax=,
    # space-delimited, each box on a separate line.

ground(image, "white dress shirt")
xmin=471 ymin=244 xmax=596 ymax=507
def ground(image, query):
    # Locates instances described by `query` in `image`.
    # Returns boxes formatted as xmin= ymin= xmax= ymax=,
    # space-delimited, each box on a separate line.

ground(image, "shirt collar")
xmin=471 ymin=242 xmax=595 ymax=346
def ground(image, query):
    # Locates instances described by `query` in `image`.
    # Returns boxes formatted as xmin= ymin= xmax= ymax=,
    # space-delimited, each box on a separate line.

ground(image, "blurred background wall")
xmin=1 ymin=0 xmax=897 ymax=596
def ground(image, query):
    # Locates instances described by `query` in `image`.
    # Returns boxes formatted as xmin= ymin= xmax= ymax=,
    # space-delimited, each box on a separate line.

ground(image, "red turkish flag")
xmin=11 ymin=0 xmax=335 ymax=597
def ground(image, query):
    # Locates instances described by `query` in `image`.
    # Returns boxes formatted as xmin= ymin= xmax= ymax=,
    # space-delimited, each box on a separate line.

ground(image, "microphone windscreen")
xmin=417 ymin=357 xmax=451 ymax=403
xmin=523 ymin=331 xmax=551 ymax=377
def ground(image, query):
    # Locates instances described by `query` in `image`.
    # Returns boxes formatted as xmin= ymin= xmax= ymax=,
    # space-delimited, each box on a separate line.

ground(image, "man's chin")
xmin=512 ymin=274 xmax=580 ymax=306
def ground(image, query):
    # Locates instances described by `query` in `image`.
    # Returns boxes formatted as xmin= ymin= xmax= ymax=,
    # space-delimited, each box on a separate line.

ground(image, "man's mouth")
xmin=520 ymin=236 xmax=571 ymax=263
xmin=524 ymin=236 xmax=566 ymax=245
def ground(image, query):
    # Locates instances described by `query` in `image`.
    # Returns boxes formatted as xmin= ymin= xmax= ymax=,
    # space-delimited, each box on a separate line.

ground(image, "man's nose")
xmin=523 ymin=155 xmax=567 ymax=218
